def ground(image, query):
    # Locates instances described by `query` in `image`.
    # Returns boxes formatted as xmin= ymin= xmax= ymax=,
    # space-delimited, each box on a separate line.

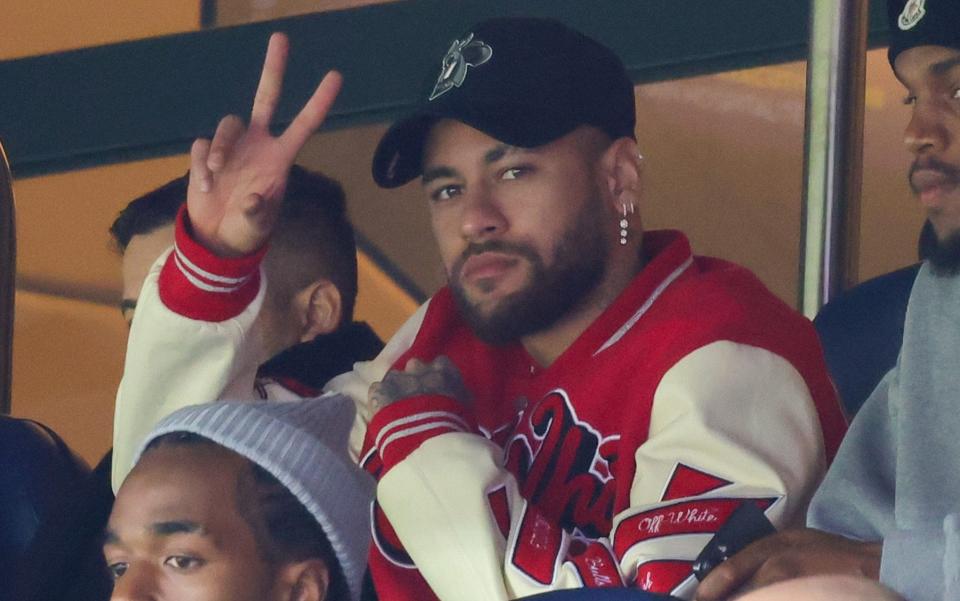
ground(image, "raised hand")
xmin=369 ymin=356 xmax=473 ymax=411
xmin=187 ymin=32 xmax=343 ymax=257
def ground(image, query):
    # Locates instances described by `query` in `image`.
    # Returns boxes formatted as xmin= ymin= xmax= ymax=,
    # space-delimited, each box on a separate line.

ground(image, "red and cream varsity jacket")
xmin=361 ymin=230 xmax=846 ymax=600
xmin=113 ymin=210 xmax=844 ymax=600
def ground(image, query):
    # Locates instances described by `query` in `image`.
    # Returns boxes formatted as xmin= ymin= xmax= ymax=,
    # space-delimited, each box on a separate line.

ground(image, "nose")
xmin=460 ymin=185 xmax=507 ymax=241
xmin=110 ymin=564 xmax=157 ymax=601
xmin=904 ymin=102 xmax=947 ymax=156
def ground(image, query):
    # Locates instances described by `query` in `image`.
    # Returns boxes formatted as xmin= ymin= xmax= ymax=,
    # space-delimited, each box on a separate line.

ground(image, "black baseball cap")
xmin=372 ymin=17 xmax=636 ymax=188
xmin=888 ymin=0 xmax=960 ymax=67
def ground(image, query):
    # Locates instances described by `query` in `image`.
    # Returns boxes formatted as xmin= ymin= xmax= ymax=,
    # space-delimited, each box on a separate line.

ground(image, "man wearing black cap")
xmin=140 ymin=17 xmax=846 ymax=601
xmin=697 ymin=2 xmax=960 ymax=601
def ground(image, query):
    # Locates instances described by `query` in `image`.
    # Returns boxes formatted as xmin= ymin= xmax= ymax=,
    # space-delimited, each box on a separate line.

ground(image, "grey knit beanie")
xmin=134 ymin=395 xmax=374 ymax=601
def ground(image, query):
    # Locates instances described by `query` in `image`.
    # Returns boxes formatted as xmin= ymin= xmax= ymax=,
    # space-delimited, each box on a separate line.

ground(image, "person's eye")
xmin=501 ymin=166 xmax=530 ymax=180
xmin=952 ymin=87 xmax=960 ymax=100
xmin=164 ymin=555 xmax=205 ymax=572
xmin=107 ymin=561 xmax=128 ymax=580
xmin=431 ymin=185 xmax=461 ymax=202
xmin=903 ymin=94 xmax=917 ymax=105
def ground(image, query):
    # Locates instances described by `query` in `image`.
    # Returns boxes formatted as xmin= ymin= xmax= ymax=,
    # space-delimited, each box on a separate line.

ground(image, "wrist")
xmin=183 ymin=210 xmax=265 ymax=258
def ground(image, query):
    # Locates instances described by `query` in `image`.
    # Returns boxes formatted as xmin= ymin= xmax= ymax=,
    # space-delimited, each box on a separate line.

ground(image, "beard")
xmin=449 ymin=202 xmax=609 ymax=346
xmin=911 ymin=158 xmax=960 ymax=277
xmin=919 ymin=219 xmax=960 ymax=277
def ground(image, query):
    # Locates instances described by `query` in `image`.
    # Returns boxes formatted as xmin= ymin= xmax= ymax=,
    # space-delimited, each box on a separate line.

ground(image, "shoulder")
xmin=652 ymin=256 xmax=814 ymax=347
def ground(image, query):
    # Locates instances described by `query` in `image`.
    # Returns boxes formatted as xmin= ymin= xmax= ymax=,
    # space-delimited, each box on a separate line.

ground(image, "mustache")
xmin=909 ymin=158 xmax=960 ymax=193
xmin=451 ymin=240 xmax=538 ymax=280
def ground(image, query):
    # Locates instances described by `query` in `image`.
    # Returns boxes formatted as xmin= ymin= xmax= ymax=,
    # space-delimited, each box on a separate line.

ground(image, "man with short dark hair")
xmin=106 ymin=396 xmax=373 ymax=601
xmin=696 ymin=2 xmax=960 ymax=600
xmin=153 ymin=18 xmax=847 ymax=600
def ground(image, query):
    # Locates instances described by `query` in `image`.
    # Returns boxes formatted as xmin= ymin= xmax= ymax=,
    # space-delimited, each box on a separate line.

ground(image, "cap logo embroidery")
xmin=428 ymin=32 xmax=493 ymax=101
xmin=898 ymin=0 xmax=926 ymax=30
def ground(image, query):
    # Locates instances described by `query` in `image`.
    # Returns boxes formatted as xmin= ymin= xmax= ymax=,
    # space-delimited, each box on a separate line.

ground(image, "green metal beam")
xmin=0 ymin=0 xmax=890 ymax=178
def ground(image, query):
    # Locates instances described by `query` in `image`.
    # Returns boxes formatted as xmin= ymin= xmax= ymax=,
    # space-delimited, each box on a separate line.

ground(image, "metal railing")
xmin=799 ymin=0 xmax=870 ymax=318
xmin=0 ymin=139 xmax=14 ymax=414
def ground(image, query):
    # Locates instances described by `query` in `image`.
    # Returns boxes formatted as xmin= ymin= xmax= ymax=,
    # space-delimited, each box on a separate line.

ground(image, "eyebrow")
xmin=483 ymin=144 xmax=521 ymax=164
xmin=152 ymin=520 xmax=206 ymax=536
xmin=102 ymin=520 xmax=206 ymax=546
xmin=421 ymin=144 xmax=523 ymax=186
xmin=103 ymin=529 xmax=120 ymax=546
xmin=422 ymin=166 xmax=459 ymax=186
xmin=930 ymin=56 xmax=960 ymax=76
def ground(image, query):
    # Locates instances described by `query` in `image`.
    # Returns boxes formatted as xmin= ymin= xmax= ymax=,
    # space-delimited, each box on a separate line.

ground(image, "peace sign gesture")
xmin=187 ymin=32 xmax=343 ymax=257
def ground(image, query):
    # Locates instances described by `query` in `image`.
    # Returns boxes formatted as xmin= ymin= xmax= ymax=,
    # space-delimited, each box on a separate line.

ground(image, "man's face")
xmin=103 ymin=444 xmax=280 ymax=601
xmin=895 ymin=45 xmax=960 ymax=271
xmin=422 ymin=120 xmax=610 ymax=345
xmin=121 ymin=224 xmax=175 ymax=325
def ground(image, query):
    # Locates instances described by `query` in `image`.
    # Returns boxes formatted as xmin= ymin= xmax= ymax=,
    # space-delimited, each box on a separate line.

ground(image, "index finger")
xmin=280 ymin=69 xmax=343 ymax=151
xmin=250 ymin=32 xmax=290 ymax=130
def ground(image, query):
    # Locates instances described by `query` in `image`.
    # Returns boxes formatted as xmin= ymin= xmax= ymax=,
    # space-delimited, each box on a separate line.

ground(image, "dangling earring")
xmin=619 ymin=203 xmax=635 ymax=245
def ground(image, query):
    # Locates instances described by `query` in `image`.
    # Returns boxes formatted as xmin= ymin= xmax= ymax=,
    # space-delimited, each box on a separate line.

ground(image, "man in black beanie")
xmin=697 ymin=2 xmax=960 ymax=600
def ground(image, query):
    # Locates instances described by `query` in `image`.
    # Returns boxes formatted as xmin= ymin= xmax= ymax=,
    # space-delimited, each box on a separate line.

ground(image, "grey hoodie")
xmin=808 ymin=262 xmax=960 ymax=601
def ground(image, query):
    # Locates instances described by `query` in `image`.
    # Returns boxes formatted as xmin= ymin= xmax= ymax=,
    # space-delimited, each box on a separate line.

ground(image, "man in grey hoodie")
xmin=697 ymin=2 xmax=960 ymax=601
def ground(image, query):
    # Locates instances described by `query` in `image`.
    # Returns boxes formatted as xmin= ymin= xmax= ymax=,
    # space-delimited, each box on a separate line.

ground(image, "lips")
xmin=459 ymin=252 xmax=520 ymax=284
xmin=911 ymin=168 xmax=960 ymax=207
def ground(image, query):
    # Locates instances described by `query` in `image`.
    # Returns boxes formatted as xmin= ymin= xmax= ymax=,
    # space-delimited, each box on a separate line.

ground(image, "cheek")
xmin=430 ymin=212 xmax=463 ymax=272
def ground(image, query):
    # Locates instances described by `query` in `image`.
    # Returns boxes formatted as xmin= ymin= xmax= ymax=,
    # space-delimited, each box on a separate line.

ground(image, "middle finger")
xmin=250 ymin=32 xmax=290 ymax=130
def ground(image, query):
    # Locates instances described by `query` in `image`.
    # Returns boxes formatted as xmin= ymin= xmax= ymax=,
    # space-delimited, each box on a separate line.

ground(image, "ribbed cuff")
xmin=158 ymin=204 xmax=268 ymax=321
xmin=368 ymin=395 xmax=474 ymax=475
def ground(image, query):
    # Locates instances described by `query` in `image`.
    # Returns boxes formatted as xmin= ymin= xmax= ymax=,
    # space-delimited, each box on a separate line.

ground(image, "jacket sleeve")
xmin=113 ymin=205 xmax=433 ymax=489
xmin=111 ymin=206 xmax=267 ymax=490
xmin=807 ymin=367 xmax=954 ymax=601
xmin=324 ymin=300 xmax=429 ymax=460
xmin=371 ymin=341 xmax=827 ymax=600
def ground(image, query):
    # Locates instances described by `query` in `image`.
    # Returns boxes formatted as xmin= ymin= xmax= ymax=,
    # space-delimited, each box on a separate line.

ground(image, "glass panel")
xmin=635 ymin=64 xmax=807 ymax=305
xmin=629 ymin=48 xmax=922 ymax=307
xmin=12 ymin=155 xmax=188 ymax=462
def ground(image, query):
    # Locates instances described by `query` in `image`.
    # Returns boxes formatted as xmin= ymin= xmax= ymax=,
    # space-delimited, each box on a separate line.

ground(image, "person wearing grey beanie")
xmin=697 ymin=1 xmax=960 ymax=600
xmin=102 ymin=396 xmax=374 ymax=601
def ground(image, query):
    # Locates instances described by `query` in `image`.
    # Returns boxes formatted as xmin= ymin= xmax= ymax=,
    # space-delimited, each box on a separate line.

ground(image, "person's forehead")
xmin=111 ymin=444 xmax=246 ymax=531
xmin=893 ymin=44 xmax=960 ymax=84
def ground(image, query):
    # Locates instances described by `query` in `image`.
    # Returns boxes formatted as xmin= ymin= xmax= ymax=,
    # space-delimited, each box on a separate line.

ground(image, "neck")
xmin=522 ymin=242 xmax=645 ymax=367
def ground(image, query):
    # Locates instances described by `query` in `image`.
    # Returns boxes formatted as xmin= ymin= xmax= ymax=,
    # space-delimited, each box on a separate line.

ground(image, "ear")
xmin=274 ymin=559 xmax=330 ymax=601
xmin=599 ymin=137 xmax=643 ymax=216
xmin=295 ymin=279 xmax=343 ymax=342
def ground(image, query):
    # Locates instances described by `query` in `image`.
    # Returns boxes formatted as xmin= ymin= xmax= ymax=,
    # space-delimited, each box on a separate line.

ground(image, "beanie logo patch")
xmin=429 ymin=33 xmax=493 ymax=101
xmin=898 ymin=0 xmax=926 ymax=31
